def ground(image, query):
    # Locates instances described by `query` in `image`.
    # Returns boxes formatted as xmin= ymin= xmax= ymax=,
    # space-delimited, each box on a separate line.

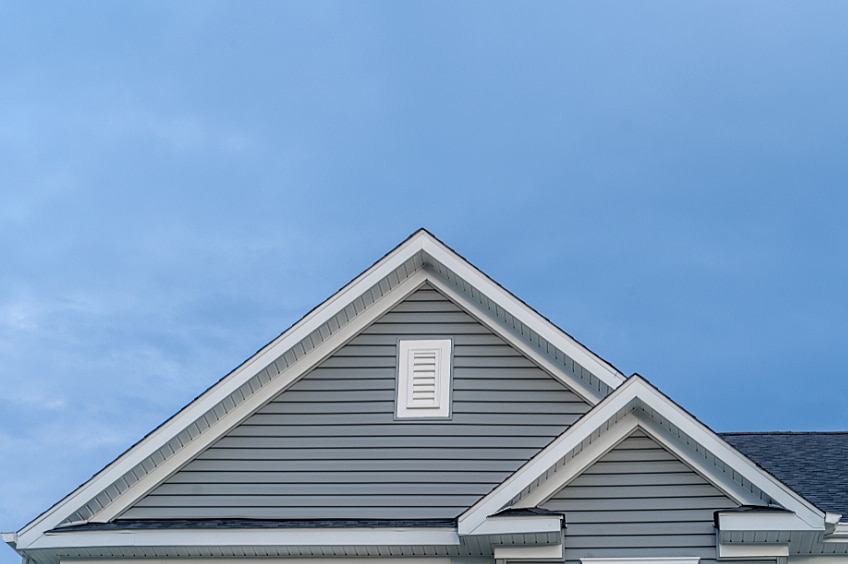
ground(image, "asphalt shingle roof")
xmin=720 ymin=432 xmax=848 ymax=518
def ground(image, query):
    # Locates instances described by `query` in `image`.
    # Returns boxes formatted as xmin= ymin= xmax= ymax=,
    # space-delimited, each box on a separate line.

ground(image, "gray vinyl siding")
xmin=122 ymin=284 xmax=590 ymax=520
xmin=542 ymin=430 xmax=738 ymax=564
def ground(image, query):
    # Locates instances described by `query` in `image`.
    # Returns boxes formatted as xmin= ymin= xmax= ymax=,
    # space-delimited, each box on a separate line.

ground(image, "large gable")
xmin=8 ymin=230 xmax=625 ymax=557
xmin=121 ymin=284 xmax=591 ymax=520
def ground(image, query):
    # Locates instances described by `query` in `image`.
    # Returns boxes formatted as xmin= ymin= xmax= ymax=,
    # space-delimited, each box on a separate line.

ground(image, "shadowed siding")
xmin=122 ymin=284 xmax=590 ymax=520
xmin=542 ymin=430 xmax=738 ymax=564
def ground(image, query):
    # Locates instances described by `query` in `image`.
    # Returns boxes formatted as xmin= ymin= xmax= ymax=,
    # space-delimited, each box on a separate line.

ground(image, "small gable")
xmin=543 ymin=429 xmax=737 ymax=563
xmin=120 ymin=284 xmax=591 ymax=520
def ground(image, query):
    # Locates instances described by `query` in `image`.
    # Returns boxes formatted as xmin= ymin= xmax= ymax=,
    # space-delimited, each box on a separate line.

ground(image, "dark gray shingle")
xmin=720 ymin=432 xmax=848 ymax=517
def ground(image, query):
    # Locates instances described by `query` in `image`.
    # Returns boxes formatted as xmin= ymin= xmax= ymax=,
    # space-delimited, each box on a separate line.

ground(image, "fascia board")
xmin=717 ymin=542 xmax=789 ymax=559
xmin=718 ymin=511 xmax=816 ymax=532
xmin=418 ymin=236 xmax=625 ymax=391
xmin=425 ymin=274 xmax=604 ymax=404
xmin=28 ymin=528 xmax=460 ymax=550
xmin=18 ymin=232 xmax=430 ymax=546
xmin=464 ymin=516 xmax=563 ymax=536
xmin=493 ymin=544 xmax=564 ymax=561
xmin=457 ymin=376 xmax=643 ymax=535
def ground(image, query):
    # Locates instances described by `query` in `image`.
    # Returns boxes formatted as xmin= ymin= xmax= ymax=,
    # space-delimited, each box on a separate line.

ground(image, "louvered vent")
xmin=409 ymin=350 xmax=438 ymax=406
xmin=397 ymin=339 xmax=452 ymax=419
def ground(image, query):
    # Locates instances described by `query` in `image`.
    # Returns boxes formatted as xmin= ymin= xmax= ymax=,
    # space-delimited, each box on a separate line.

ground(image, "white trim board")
xmin=32 ymin=528 xmax=461 ymax=549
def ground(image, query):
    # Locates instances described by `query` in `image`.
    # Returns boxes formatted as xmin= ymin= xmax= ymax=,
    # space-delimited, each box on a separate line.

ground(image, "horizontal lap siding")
xmin=123 ymin=285 xmax=588 ymax=520
xmin=542 ymin=431 xmax=737 ymax=564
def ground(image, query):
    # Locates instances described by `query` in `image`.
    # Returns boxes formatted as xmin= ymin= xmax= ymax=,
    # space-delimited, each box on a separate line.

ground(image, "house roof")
xmin=9 ymin=229 xmax=626 ymax=551
xmin=721 ymin=432 xmax=848 ymax=518
xmin=5 ymin=231 xmax=845 ymax=564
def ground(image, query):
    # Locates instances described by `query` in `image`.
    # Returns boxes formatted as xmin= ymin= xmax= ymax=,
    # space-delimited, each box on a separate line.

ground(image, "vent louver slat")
xmin=410 ymin=351 xmax=438 ymax=405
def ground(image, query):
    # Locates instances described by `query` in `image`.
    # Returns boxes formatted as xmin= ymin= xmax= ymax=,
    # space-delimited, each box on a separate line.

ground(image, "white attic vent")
xmin=396 ymin=339 xmax=452 ymax=419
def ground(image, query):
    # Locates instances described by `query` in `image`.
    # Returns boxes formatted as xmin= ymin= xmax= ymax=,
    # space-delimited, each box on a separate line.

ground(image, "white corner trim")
xmin=717 ymin=542 xmax=789 ymax=559
xmin=31 ymin=527 xmax=460 ymax=550
xmin=581 ymin=559 xmax=699 ymax=564
xmin=419 ymin=236 xmax=625 ymax=390
xmin=494 ymin=544 xmax=564 ymax=561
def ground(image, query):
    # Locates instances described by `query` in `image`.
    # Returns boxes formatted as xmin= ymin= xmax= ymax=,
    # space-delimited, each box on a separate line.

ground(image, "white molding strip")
xmin=36 ymin=527 xmax=460 ymax=549
xmin=717 ymin=543 xmax=789 ymax=559
xmin=466 ymin=516 xmax=563 ymax=536
xmin=718 ymin=510 xmax=814 ymax=532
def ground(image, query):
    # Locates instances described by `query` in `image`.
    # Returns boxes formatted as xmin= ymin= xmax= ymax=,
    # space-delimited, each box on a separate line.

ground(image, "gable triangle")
xmin=119 ymin=284 xmax=592 ymax=521
xmin=541 ymin=429 xmax=737 ymax=562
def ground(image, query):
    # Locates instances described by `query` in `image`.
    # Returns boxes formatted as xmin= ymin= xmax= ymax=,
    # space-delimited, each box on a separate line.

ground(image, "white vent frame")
xmin=396 ymin=338 xmax=453 ymax=419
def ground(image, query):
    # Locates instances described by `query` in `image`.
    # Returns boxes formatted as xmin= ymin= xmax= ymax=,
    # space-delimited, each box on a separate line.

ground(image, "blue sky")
xmin=2 ymin=1 xmax=847 ymax=559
